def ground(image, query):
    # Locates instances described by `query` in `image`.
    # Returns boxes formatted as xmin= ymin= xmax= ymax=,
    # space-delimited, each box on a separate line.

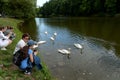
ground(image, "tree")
xmin=105 ymin=0 xmax=117 ymax=16
xmin=0 ymin=0 xmax=36 ymax=18
xmin=39 ymin=0 xmax=119 ymax=17
xmin=9 ymin=0 xmax=36 ymax=18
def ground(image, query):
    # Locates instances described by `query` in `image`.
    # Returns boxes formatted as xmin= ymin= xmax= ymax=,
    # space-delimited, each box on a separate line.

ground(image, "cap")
xmin=27 ymin=40 xmax=36 ymax=46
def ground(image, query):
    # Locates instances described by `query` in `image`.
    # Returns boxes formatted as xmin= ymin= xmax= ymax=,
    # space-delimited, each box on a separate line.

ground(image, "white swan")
xmin=45 ymin=31 xmax=48 ymax=35
xmin=54 ymin=32 xmax=57 ymax=36
xmin=33 ymin=44 xmax=38 ymax=49
xmin=58 ymin=48 xmax=71 ymax=55
xmin=37 ymin=41 xmax=46 ymax=45
xmin=74 ymin=43 xmax=83 ymax=49
xmin=50 ymin=37 xmax=54 ymax=41
xmin=33 ymin=41 xmax=46 ymax=48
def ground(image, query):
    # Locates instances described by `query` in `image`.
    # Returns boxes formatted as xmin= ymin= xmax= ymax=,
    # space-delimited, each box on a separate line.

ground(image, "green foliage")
xmin=36 ymin=7 xmax=41 ymax=17
xmin=105 ymin=0 xmax=117 ymax=16
xmin=38 ymin=0 xmax=120 ymax=17
xmin=0 ymin=0 xmax=36 ymax=19
xmin=79 ymin=0 xmax=91 ymax=15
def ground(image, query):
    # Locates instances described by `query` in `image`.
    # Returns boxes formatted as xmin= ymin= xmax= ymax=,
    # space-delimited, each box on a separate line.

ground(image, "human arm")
xmin=29 ymin=50 xmax=38 ymax=63
xmin=29 ymin=53 xmax=34 ymax=63
xmin=0 ymin=31 xmax=9 ymax=39
xmin=6 ymin=32 xmax=13 ymax=38
xmin=33 ymin=50 xmax=38 ymax=56
xmin=28 ymin=49 xmax=34 ymax=63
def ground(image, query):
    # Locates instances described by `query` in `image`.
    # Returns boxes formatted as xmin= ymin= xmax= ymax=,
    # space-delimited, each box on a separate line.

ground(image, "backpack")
xmin=13 ymin=46 xmax=29 ymax=66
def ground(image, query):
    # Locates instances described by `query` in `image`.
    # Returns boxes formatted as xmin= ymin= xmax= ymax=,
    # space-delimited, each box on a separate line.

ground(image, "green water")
xmin=19 ymin=17 xmax=120 ymax=80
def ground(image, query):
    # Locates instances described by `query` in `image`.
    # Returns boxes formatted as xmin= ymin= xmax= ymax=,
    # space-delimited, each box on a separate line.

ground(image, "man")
xmin=13 ymin=33 xmax=30 ymax=54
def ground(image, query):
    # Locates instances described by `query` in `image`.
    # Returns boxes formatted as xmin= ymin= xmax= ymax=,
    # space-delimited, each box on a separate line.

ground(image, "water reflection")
xmin=19 ymin=18 xmax=38 ymax=40
xmin=19 ymin=17 xmax=120 ymax=80
xmin=43 ymin=17 xmax=120 ymax=44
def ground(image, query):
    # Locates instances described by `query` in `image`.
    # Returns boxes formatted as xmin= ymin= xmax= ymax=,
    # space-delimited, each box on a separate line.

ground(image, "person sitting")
xmin=4 ymin=26 xmax=16 ymax=40
xmin=0 ymin=26 xmax=12 ymax=50
xmin=13 ymin=33 xmax=30 ymax=54
xmin=9 ymin=27 xmax=16 ymax=40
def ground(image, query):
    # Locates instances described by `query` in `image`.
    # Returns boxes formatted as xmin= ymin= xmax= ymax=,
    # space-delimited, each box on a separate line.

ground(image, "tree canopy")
xmin=0 ymin=0 xmax=36 ymax=19
xmin=38 ymin=0 xmax=120 ymax=17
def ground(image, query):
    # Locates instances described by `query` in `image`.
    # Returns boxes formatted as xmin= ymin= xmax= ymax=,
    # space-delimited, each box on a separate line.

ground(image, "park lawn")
xmin=0 ymin=18 xmax=56 ymax=80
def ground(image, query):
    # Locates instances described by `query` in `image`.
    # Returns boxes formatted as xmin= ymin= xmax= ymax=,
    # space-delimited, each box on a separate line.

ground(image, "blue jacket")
xmin=33 ymin=55 xmax=42 ymax=70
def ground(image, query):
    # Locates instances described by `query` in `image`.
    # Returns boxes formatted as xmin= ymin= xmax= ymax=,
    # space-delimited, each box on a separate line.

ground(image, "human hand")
xmin=34 ymin=50 xmax=38 ymax=55
xmin=9 ymin=32 xmax=13 ymax=35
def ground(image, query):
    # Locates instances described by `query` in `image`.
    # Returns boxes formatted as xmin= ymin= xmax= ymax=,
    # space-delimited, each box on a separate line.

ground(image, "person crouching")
xmin=19 ymin=40 xmax=36 ymax=75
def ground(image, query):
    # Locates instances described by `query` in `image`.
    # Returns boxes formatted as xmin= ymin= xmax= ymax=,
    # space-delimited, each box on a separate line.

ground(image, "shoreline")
xmin=0 ymin=18 xmax=56 ymax=80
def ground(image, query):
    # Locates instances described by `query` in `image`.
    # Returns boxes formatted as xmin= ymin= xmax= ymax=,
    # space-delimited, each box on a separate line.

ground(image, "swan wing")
xmin=54 ymin=32 xmax=57 ymax=36
xmin=50 ymin=37 xmax=54 ymax=40
xmin=74 ymin=43 xmax=82 ymax=49
xmin=37 ymin=41 xmax=46 ymax=45
xmin=33 ymin=45 xmax=38 ymax=48
xmin=62 ymin=49 xmax=70 ymax=54
xmin=58 ymin=49 xmax=66 ymax=54
xmin=45 ymin=31 xmax=48 ymax=34
xmin=45 ymin=31 xmax=47 ymax=33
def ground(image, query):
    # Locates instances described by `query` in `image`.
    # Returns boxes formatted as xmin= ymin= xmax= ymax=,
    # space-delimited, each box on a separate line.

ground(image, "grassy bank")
xmin=0 ymin=18 xmax=56 ymax=80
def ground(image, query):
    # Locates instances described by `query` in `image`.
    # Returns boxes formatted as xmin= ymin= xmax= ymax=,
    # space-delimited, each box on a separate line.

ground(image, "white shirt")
xmin=13 ymin=39 xmax=26 ymax=54
xmin=0 ymin=31 xmax=9 ymax=39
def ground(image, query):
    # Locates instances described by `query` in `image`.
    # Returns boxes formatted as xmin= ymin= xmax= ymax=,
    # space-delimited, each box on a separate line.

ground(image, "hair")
xmin=10 ymin=27 xmax=13 ymax=29
xmin=0 ymin=26 xmax=5 ymax=30
xmin=20 ymin=46 xmax=29 ymax=59
xmin=7 ymin=26 xmax=13 ymax=29
xmin=22 ymin=33 xmax=30 ymax=39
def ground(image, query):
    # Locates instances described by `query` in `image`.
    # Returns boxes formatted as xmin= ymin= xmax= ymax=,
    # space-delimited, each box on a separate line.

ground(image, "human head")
xmin=27 ymin=40 xmax=36 ymax=47
xmin=7 ymin=26 xmax=11 ymax=29
xmin=0 ymin=26 xmax=3 ymax=31
xmin=0 ymin=26 xmax=7 ymax=32
xmin=9 ymin=26 xmax=14 ymax=32
xmin=22 ymin=33 xmax=30 ymax=43
xmin=7 ymin=26 xmax=13 ymax=30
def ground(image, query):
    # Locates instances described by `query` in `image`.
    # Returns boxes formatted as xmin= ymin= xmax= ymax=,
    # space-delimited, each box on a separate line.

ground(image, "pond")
xmin=19 ymin=17 xmax=120 ymax=80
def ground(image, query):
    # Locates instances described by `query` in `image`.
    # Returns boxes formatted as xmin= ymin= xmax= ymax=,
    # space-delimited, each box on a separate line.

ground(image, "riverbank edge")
xmin=0 ymin=18 xmax=56 ymax=80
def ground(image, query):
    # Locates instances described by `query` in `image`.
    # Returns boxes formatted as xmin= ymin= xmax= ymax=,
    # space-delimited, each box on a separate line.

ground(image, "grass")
xmin=0 ymin=18 xmax=56 ymax=80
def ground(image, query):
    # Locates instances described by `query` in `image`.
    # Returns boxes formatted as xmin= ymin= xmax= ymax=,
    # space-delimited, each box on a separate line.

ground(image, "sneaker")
xmin=1 ymin=47 xmax=7 ymax=50
xmin=0 ymin=64 xmax=3 ymax=67
xmin=24 ymin=71 xmax=31 ymax=75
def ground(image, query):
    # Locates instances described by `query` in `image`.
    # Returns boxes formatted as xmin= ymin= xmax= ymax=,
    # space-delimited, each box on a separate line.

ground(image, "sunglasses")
xmin=25 ymin=37 xmax=30 ymax=40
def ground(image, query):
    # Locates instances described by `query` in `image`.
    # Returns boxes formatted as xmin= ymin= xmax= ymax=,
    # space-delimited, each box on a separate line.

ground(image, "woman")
xmin=0 ymin=26 xmax=12 ymax=50
xmin=19 ymin=40 xmax=37 ymax=75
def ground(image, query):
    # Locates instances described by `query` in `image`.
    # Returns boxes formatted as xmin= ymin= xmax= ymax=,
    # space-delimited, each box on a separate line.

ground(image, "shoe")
xmin=1 ymin=47 xmax=7 ymax=50
xmin=0 ymin=64 xmax=3 ymax=67
xmin=24 ymin=71 xmax=31 ymax=75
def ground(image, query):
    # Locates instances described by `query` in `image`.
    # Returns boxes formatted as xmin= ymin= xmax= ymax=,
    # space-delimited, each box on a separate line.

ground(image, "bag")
xmin=13 ymin=50 xmax=23 ymax=66
xmin=13 ymin=46 xmax=29 ymax=66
